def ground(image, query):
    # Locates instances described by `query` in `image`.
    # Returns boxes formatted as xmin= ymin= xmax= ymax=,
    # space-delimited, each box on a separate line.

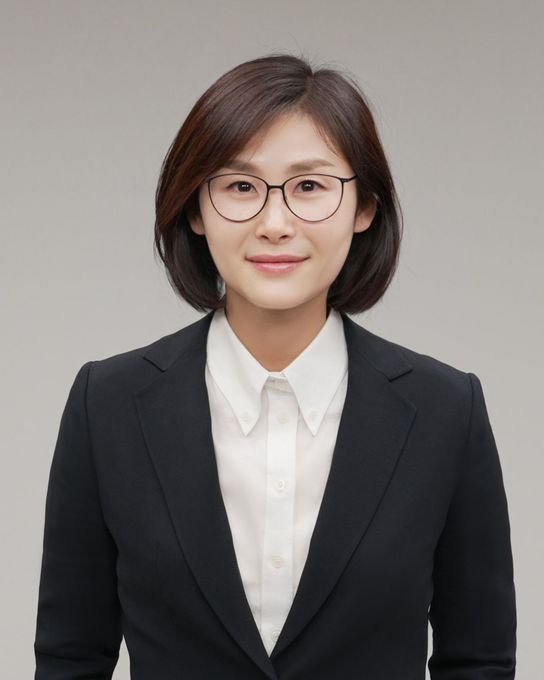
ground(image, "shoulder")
xmin=344 ymin=315 xmax=475 ymax=410
xmin=83 ymin=313 xmax=212 ymax=398
xmin=77 ymin=312 xmax=477 ymax=409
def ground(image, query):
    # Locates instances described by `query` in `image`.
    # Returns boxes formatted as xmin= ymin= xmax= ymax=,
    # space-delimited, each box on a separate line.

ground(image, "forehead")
xmin=225 ymin=111 xmax=346 ymax=174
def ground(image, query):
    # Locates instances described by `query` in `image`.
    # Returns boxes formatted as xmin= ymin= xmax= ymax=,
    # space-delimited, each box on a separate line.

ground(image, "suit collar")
xmin=135 ymin=310 xmax=416 ymax=679
xmin=142 ymin=309 xmax=412 ymax=382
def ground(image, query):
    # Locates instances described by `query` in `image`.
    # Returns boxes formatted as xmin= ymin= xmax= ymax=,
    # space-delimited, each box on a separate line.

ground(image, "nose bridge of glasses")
xmin=262 ymin=181 xmax=289 ymax=210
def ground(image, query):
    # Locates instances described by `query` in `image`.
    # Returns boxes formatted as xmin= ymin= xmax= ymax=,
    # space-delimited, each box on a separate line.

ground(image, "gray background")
xmin=1 ymin=1 xmax=542 ymax=677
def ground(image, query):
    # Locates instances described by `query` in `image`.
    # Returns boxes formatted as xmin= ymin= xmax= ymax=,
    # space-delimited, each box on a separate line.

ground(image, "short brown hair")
xmin=154 ymin=52 xmax=403 ymax=315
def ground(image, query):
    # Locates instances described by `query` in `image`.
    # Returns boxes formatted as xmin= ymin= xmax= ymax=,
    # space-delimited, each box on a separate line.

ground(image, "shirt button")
xmin=271 ymin=629 xmax=280 ymax=642
xmin=270 ymin=555 xmax=284 ymax=569
xmin=277 ymin=412 xmax=289 ymax=424
xmin=275 ymin=479 xmax=286 ymax=491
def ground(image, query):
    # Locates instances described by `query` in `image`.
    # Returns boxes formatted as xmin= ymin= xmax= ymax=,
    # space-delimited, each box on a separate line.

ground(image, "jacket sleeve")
xmin=427 ymin=372 xmax=517 ymax=678
xmin=34 ymin=361 xmax=123 ymax=679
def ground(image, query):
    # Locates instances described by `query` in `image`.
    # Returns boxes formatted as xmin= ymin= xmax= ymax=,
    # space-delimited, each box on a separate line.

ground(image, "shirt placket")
xmin=260 ymin=378 xmax=297 ymax=654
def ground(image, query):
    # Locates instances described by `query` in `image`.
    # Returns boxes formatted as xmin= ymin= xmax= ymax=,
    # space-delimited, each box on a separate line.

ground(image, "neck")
xmin=223 ymin=292 xmax=331 ymax=372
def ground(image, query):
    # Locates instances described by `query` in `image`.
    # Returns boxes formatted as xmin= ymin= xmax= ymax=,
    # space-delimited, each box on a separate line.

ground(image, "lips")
xmin=247 ymin=255 xmax=308 ymax=263
xmin=248 ymin=259 xmax=307 ymax=273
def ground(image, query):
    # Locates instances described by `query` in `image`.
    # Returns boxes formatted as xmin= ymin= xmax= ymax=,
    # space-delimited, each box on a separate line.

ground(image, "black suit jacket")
xmin=34 ymin=311 xmax=517 ymax=679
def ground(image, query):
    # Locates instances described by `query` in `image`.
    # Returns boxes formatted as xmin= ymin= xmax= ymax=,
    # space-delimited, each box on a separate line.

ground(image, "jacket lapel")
xmin=270 ymin=314 xmax=417 ymax=659
xmin=133 ymin=311 xmax=417 ymax=677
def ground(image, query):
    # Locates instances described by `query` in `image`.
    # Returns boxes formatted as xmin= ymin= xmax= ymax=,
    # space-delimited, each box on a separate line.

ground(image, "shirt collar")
xmin=206 ymin=307 xmax=348 ymax=436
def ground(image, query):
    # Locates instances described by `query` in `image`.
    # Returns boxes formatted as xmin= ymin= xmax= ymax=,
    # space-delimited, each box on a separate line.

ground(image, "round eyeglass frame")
xmin=203 ymin=172 xmax=358 ymax=223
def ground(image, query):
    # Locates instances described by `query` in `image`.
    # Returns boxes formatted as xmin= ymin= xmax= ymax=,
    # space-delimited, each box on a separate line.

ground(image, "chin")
xmin=248 ymin=296 xmax=312 ymax=313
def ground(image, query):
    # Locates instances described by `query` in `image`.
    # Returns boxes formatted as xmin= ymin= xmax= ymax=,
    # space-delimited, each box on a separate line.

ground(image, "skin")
xmin=188 ymin=111 xmax=377 ymax=372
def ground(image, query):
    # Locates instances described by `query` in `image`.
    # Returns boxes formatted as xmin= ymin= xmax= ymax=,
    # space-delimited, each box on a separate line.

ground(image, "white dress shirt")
xmin=205 ymin=307 xmax=348 ymax=656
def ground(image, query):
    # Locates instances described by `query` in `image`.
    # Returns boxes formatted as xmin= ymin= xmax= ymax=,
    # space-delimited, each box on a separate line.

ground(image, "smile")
xmin=249 ymin=260 xmax=306 ymax=273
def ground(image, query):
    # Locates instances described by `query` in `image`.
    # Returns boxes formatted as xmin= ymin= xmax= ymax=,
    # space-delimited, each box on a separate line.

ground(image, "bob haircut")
xmin=154 ymin=52 xmax=403 ymax=315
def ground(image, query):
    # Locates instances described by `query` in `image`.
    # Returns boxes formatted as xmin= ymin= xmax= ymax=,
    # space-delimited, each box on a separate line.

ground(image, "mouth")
xmin=247 ymin=259 xmax=308 ymax=273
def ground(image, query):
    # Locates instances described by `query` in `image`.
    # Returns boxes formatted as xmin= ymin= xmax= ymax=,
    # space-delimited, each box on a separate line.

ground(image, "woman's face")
xmin=188 ymin=111 xmax=376 ymax=315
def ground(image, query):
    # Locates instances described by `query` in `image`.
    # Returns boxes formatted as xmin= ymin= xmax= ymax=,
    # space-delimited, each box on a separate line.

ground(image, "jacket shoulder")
xmin=84 ymin=314 xmax=209 ymax=394
xmin=356 ymin=324 xmax=476 ymax=437
xmin=348 ymin=317 xmax=474 ymax=401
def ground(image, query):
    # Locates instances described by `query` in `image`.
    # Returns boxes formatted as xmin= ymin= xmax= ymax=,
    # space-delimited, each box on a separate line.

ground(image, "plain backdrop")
xmin=1 ymin=1 xmax=542 ymax=678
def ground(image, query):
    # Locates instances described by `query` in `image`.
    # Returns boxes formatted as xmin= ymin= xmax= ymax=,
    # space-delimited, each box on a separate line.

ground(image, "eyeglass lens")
xmin=208 ymin=174 xmax=345 ymax=222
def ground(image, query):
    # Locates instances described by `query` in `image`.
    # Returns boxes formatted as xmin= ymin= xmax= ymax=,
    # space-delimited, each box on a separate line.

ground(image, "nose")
xmin=254 ymin=186 xmax=296 ymax=239
xmin=261 ymin=186 xmax=291 ymax=219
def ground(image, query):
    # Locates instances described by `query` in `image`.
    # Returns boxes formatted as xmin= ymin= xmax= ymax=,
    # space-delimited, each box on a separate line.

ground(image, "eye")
xmin=227 ymin=181 xmax=255 ymax=193
xmin=296 ymin=179 xmax=324 ymax=192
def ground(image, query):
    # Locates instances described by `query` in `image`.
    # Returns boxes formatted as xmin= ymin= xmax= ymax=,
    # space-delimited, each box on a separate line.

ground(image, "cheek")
xmin=204 ymin=229 xmax=247 ymax=281
xmin=200 ymin=215 xmax=239 ymax=256
xmin=320 ymin=246 xmax=351 ymax=284
xmin=313 ymin=223 xmax=353 ymax=266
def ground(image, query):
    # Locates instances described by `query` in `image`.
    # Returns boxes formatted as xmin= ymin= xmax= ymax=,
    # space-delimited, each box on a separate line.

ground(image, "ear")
xmin=187 ymin=209 xmax=205 ymax=236
xmin=353 ymin=197 xmax=378 ymax=234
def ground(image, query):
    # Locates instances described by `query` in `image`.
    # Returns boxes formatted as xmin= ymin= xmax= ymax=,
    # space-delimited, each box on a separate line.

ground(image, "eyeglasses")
xmin=203 ymin=172 xmax=358 ymax=223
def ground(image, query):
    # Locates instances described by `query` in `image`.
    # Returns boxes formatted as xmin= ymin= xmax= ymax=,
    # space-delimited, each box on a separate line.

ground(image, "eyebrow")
xmin=222 ymin=157 xmax=338 ymax=174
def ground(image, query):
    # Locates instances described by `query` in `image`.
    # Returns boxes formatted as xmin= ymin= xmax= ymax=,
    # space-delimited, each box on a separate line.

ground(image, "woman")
xmin=34 ymin=53 xmax=517 ymax=679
